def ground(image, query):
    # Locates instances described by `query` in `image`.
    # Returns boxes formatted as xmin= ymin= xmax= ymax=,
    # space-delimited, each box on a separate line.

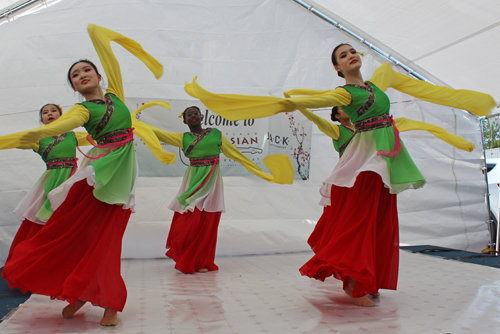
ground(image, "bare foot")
xmin=197 ymin=268 xmax=209 ymax=273
xmin=370 ymin=292 xmax=380 ymax=297
xmin=344 ymin=284 xmax=375 ymax=307
xmin=62 ymin=299 xmax=86 ymax=319
xmin=100 ymin=307 xmax=118 ymax=327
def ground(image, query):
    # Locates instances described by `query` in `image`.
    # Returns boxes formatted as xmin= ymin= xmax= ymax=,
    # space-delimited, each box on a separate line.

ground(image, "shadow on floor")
xmin=0 ymin=268 xmax=31 ymax=323
xmin=400 ymin=245 xmax=500 ymax=268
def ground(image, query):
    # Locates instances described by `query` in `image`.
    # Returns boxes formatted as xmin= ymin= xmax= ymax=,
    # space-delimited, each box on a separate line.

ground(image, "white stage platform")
xmin=1 ymin=251 xmax=500 ymax=334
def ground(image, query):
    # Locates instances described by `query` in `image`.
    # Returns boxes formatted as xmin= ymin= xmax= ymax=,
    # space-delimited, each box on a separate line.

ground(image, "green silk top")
xmin=333 ymin=125 xmax=354 ymax=153
xmin=35 ymin=132 xmax=78 ymax=221
xmin=177 ymin=128 xmax=222 ymax=208
xmin=341 ymin=83 xmax=425 ymax=189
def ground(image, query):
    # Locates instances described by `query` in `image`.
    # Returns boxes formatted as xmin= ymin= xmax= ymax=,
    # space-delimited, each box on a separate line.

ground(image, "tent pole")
xmin=0 ymin=0 xmax=42 ymax=22
xmin=291 ymin=0 xmax=433 ymax=82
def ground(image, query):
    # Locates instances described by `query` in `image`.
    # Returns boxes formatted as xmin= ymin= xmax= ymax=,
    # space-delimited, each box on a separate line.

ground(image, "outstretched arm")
xmin=0 ymin=105 xmax=89 ymax=149
xmin=370 ymin=63 xmax=495 ymax=117
xmin=87 ymin=24 xmax=163 ymax=102
xmin=220 ymin=135 xmax=293 ymax=184
xmin=20 ymin=105 xmax=89 ymax=144
xmin=296 ymin=108 xmax=341 ymax=140
xmin=130 ymin=121 xmax=180 ymax=165
xmin=184 ymin=77 xmax=351 ymax=121
xmin=134 ymin=121 xmax=183 ymax=149
xmin=16 ymin=143 xmax=39 ymax=151
xmin=283 ymin=91 xmax=341 ymax=140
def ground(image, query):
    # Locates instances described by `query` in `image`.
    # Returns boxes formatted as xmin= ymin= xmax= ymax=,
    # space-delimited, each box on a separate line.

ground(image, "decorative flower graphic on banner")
xmin=287 ymin=112 xmax=310 ymax=180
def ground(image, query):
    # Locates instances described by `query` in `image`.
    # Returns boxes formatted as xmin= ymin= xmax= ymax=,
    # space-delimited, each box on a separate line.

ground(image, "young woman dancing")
xmin=183 ymin=43 xmax=495 ymax=306
xmin=1 ymin=104 xmax=90 ymax=262
xmin=329 ymin=106 xmax=355 ymax=154
xmin=132 ymin=104 xmax=293 ymax=274
xmin=295 ymin=105 xmax=475 ymax=157
xmin=0 ymin=24 xmax=174 ymax=326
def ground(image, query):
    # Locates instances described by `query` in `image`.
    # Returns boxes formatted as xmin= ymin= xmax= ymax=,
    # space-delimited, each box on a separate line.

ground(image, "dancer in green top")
xmin=300 ymin=105 xmax=475 ymax=159
xmin=4 ymin=104 xmax=89 ymax=263
xmin=183 ymin=43 xmax=495 ymax=307
xmin=330 ymin=106 xmax=355 ymax=154
xmin=133 ymin=105 xmax=293 ymax=274
xmin=1 ymin=24 xmax=173 ymax=326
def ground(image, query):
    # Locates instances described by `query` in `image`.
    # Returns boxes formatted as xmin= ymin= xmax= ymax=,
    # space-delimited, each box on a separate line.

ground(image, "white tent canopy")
xmin=305 ymin=0 xmax=500 ymax=99
xmin=0 ymin=0 xmax=492 ymax=266
xmin=2 ymin=1 xmax=499 ymax=99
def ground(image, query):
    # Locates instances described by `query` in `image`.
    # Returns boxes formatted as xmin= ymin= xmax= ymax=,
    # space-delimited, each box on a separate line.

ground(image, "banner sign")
xmin=126 ymin=98 xmax=312 ymax=180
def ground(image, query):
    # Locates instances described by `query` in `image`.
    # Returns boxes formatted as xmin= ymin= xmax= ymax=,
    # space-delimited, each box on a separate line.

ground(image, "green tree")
xmin=482 ymin=118 xmax=500 ymax=149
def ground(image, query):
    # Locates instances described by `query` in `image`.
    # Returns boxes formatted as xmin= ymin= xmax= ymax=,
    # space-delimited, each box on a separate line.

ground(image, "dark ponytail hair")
xmin=331 ymin=43 xmax=351 ymax=78
xmin=331 ymin=106 xmax=340 ymax=122
xmin=67 ymin=59 xmax=102 ymax=88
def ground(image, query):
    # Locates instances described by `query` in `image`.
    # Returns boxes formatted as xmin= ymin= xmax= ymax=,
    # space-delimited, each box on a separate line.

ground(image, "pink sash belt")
xmin=78 ymin=128 xmax=134 ymax=160
xmin=355 ymin=114 xmax=401 ymax=158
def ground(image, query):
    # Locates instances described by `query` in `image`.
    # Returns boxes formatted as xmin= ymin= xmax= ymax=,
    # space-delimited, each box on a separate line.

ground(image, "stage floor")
xmin=1 ymin=250 xmax=499 ymax=334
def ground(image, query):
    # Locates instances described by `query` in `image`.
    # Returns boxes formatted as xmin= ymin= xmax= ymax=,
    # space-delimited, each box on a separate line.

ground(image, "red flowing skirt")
xmin=299 ymin=171 xmax=399 ymax=298
xmin=166 ymin=208 xmax=221 ymax=274
xmin=4 ymin=219 xmax=44 ymax=264
xmin=2 ymin=180 xmax=131 ymax=311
